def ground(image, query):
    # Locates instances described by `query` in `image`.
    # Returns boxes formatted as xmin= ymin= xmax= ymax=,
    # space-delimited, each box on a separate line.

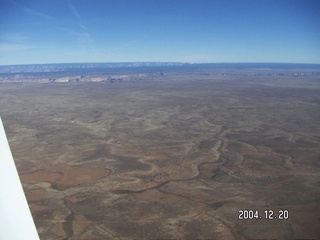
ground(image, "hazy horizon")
xmin=1 ymin=0 xmax=319 ymax=65
xmin=2 ymin=61 xmax=320 ymax=68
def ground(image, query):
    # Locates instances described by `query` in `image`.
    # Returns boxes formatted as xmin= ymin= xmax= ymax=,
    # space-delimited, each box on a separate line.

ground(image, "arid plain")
xmin=0 ymin=65 xmax=319 ymax=239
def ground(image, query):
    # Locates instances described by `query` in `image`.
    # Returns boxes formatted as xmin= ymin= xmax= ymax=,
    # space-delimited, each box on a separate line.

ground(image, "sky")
xmin=0 ymin=0 xmax=319 ymax=65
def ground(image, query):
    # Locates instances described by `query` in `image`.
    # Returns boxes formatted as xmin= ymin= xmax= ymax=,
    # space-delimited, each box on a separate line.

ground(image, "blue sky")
xmin=0 ymin=0 xmax=319 ymax=65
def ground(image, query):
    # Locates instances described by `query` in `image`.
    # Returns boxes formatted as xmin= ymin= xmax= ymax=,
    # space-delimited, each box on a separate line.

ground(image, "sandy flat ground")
xmin=0 ymin=73 xmax=319 ymax=239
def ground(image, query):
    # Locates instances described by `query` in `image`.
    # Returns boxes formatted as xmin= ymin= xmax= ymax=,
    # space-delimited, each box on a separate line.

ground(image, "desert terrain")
xmin=0 ymin=64 xmax=319 ymax=239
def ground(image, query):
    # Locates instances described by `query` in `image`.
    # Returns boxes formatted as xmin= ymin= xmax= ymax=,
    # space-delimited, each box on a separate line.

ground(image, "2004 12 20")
xmin=238 ymin=209 xmax=289 ymax=220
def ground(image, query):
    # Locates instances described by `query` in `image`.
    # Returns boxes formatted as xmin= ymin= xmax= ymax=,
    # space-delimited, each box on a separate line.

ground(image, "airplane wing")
xmin=0 ymin=117 xmax=40 ymax=240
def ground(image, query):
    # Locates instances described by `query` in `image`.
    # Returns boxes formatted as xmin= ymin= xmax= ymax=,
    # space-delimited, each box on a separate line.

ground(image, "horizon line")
xmin=1 ymin=61 xmax=320 ymax=67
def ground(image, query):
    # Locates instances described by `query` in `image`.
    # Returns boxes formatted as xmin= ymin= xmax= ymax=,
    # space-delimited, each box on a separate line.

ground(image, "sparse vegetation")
xmin=0 ymin=64 xmax=319 ymax=239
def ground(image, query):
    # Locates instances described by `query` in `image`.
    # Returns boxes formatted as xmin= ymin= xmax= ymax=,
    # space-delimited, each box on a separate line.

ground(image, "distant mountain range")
xmin=0 ymin=62 xmax=320 ymax=74
xmin=0 ymin=62 xmax=186 ymax=74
